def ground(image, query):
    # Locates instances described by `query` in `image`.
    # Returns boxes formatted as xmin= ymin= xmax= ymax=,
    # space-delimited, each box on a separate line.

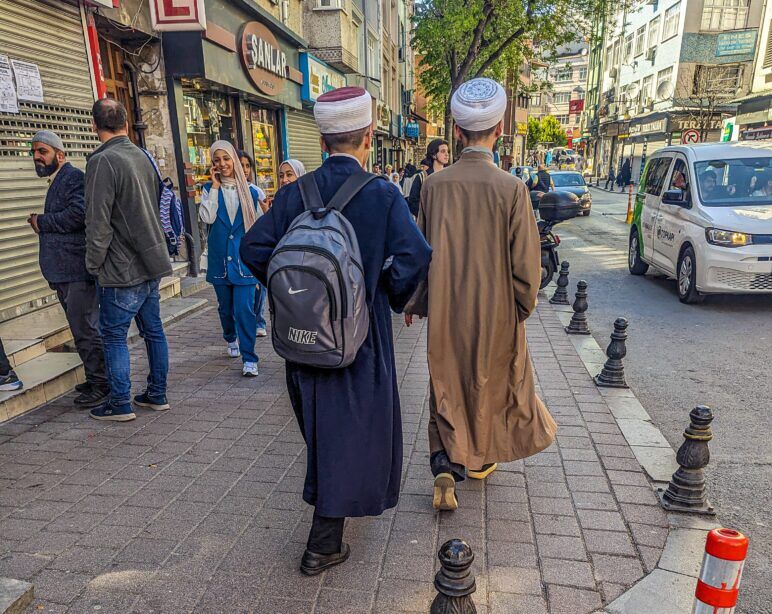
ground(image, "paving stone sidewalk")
xmin=0 ymin=289 xmax=672 ymax=613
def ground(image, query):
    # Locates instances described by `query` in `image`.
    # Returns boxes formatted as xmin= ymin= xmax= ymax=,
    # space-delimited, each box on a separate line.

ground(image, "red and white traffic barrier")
xmin=694 ymin=528 xmax=749 ymax=614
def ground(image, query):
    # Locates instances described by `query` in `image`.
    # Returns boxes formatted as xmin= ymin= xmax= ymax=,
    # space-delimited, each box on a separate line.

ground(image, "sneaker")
xmin=227 ymin=341 xmax=240 ymax=358
xmin=256 ymin=328 xmax=267 ymax=338
xmin=74 ymin=385 xmax=110 ymax=409
xmin=432 ymin=473 xmax=458 ymax=511
xmin=89 ymin=402 xmax=136 ymax=422
xmin=74 ymin=382 xmax=91 ymax=393
xmin=0 ymin=371 xmax=23 ymax=392
xmin=242 ymin=362 xmax=259 ymax=377
xmin=133 ymin=391 xmax=170 ymax=411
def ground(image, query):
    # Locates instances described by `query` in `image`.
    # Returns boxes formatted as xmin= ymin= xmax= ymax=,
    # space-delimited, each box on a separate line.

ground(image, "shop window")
xmin=662 ymin=2 xmax=681 ymax=41
xmin=249 ymin=107 xmax=279 ymax=197
xmin=701 ymin=0 xmax=748 ymax=31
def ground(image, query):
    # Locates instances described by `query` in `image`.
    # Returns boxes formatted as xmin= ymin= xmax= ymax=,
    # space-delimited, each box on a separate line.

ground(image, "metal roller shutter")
xmin=0 ymin=0 xmax=98 ymax=320
xmin=285 ymin=109 xmax=323 ymax=172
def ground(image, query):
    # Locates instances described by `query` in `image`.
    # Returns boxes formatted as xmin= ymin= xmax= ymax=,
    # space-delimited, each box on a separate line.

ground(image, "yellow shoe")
xmin=468 ymin=463 xmax=497 ymax=480
xmin=432 ymin=473 xmax=458 ymax=511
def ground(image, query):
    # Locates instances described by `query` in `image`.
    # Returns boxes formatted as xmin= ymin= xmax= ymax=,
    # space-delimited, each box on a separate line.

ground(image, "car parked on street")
xmin=510 ymin=165 xmax=535 ymax=184
xmin=550 ymin=171 xmax=592 ymax=215
xmin=628 ymin=142 xmax=772 ymax=303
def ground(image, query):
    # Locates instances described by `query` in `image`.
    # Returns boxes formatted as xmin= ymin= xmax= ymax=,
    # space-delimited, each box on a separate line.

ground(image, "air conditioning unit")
xmin=609 ymin=68 xmax=618 ymax=80
xmin=645 ymin=47 xmax=656 ymax=62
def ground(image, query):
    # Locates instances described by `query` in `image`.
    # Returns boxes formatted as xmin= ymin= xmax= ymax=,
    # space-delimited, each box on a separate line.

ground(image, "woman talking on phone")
xmin=199 ymin=141 xmax=262 ymax=376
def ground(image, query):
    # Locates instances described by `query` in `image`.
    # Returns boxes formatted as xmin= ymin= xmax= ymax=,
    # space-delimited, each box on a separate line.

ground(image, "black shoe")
xmin=0 ymin=371 xmax=23 ymax=392
xmin=300 ymin=543 xmax=350 ymax=576
xmin=133 ymin=391 xmax=170 ymax=411
xmin=75 ymin=382 xmax=91 ymax=393
xmin=74 ymin=385 xmax=110 ymax=409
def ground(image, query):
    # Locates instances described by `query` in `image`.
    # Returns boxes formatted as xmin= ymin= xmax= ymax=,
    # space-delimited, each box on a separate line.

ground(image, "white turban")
xmin=451 ymin=78 xmax=507 ymax=131
xmin=313 ymin=86 xmax=372 ymax=135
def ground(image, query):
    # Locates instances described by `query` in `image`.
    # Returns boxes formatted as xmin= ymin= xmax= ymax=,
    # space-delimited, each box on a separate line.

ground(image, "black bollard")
xmin=658 ymin=406 xmax=716 ymax=515
xmin=549 ymin=261 xmax=571 ymax=305
xmin=594 ymin=318 xmax=629 ymax=388
xmin=564 ymin=280 xmax=591 ymax=335
xmin=430 ymin=539 xmax=477 ymax=614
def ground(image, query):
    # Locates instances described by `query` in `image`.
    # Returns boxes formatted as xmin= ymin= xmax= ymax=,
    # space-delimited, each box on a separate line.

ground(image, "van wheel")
xmin=628 ymin=230 xmax=648 ymax=275
xmin=677 ymin=246 xmax=705 ymax=304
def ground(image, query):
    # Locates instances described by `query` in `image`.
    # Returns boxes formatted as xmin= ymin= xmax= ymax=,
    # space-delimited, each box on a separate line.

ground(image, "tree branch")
xmin=472 ymin=0 xmax=535 ymax=78
xmin=456 ymin=0 xmax=496 ymax=84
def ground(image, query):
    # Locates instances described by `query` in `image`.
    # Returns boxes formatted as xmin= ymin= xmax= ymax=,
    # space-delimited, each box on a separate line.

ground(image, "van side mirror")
xmin=662 ymin=189 xmax=691 ymax=207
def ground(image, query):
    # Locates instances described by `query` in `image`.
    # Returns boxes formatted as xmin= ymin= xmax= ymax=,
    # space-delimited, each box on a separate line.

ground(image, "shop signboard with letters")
xmin=240 ymin=22 xmax=288 ymax=96
xmin=150 ymin=0 xmax=206 ymax=31
xmin=715 ymin=30 xmax=757 ymax=57
xmin=299 ymin=53 xmax=346 ymax=104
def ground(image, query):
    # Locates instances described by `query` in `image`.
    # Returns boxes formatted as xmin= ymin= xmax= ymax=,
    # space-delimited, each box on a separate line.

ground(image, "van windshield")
xmin=694 ymin=158 xmax=772 ymax=206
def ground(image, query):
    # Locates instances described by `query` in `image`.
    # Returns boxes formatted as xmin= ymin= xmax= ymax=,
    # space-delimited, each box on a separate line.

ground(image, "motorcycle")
xmin=535 ymin=191 xmax=582 ymax=289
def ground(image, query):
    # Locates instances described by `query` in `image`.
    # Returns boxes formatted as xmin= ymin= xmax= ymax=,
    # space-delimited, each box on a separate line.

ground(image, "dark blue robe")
xmin=240 ymin=155 xmax=431 ymax=517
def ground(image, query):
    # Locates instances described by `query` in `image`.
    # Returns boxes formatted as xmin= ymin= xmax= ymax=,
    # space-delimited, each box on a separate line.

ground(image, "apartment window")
xmin=624 ymin=33 xmax=634 ymax=63
xmin=662 ymin=2 xmax=681 ymax=41
xmin=656 ymin=66 xmax=673 ymax=98
xmin=612 ymin=39 xmax=621 ymax=67
xmin=576 ymin=90 xmax=586 ymax=100
xmin=555 ymin=114 xmax=570 ymax=124
xmin=606 ymin=44 xmax=614 ymax=67
xmin=554 ymin=92 xmax=571 ymax=104
xmin=367 ymin=35 xmax=379 ymax=79
xmin=648 ymin=17 xmax=661 ymax=49
xmin=765 ymin=25 xmax=772 ymax=68
xmin=531 ymin=94 xmax=542 ymax=106
xmin=701 ymin=0 xmax=749 ymax=31
xmin=634 ymin=27 xmax=646 ymax=56
xmin=316 ymin=0 xmax=343 ymax=8
xmin=641 ymin=74 xmax=654 ymax=104
xmin=693 ymin=64 xmax=743 ymax=96
xmin=555 ymin=67 xmax=573 ymax=82
xmin=579 ymin=67 xmax=588 ymax=81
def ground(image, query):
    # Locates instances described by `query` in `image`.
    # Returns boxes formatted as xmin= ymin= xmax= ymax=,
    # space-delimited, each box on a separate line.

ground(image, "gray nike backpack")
xmin=267 ymin=171 xmax=380 ymax=368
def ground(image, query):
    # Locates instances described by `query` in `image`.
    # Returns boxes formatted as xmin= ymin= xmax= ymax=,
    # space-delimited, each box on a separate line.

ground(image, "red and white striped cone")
xmin=693 ymin=528 xmax=749 ymax=614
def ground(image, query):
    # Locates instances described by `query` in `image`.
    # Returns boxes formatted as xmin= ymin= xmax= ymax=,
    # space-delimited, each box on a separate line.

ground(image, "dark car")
xmin=550 ymin=171 xmax=592 ymax=216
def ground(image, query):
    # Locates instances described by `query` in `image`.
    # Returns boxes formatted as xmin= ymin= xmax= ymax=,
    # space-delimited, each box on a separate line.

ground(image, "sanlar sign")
xmin=240 ymin=22 xmax=287 ymax=96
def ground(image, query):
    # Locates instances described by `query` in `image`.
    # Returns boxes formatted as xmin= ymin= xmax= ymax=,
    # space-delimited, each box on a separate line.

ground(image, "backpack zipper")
xmin=284 ymin=225 xmax=366 ymax=277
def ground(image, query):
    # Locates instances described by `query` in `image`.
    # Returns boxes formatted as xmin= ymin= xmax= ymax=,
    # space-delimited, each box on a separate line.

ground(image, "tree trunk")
xmin=444 ymin=104 xmax=454 ymax=161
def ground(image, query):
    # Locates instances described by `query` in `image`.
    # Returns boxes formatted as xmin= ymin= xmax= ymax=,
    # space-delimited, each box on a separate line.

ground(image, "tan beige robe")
xmin=414 ymin=150 xmax=557 ymax=470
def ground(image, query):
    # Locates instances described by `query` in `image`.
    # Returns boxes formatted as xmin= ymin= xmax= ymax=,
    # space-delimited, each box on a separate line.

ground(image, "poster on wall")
xmin=10 ymin=59 xmax=44 ymax=102
xmin=0 ymin=54 xmax=19 ymax=114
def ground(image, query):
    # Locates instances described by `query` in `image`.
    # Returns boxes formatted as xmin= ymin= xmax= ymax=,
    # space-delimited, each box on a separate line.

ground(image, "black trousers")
xmin=307 ymin=511 xmax=345 ymax=555
xmin=604 ymin=178 xmax=614 ymax=190
xmin=0 ymin=338 xmax=12 ymax=376
xmin=52 ymin=281 xmax=108 ymax=387
xmin=430 ymin=450 xmax=466 ymax=482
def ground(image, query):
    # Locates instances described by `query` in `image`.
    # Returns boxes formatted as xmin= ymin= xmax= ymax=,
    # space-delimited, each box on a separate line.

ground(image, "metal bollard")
xmin=565 ymin=280 xmax=591 ymax=335
xmin=658 ymin=405 xmax=715 ymax=515
xmin=625 ymin=183 xmax=635 ymax=224
xmin=549 ymin=261 xmax=571 ymax=305
xmin=694 ymin=528 xmax=749 ymax=613
xmin=594 ymin=318 xmax=629 ymax=388
xmin=430 ymin=539 xmax=477 ymax=614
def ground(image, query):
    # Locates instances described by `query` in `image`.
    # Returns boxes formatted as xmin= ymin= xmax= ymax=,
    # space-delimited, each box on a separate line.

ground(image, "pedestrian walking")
xmin=619 ymin=158 xmax=632 ymax=192
xmin=407 ymin=138 xmax=449 ymax=216
xmin=240 ymin=86 xmax=431 ymax=575
xmin=0 ymin=338 xmax=23 ymax=391
xmin=401 ymin=163 xmax=417 ymax=197
xmin=28 ymin=130 xmax=109 ymax=409
xmin=405 ymin=78 xmax=556 ymax=511
xmin=85 ymin=99 xmax=173 ymax=421
xmin=605 ymin=165 xmax=616 ymax=190
xmin=372 ymin=163 xmax=382 ymax=175
xmin=390 ymin=172 xmax=401 ymax=187
xmin=278 ymin=159 xmax=306 ymax=188
xmin=239 ymin=150 xmax=270 ymax=338
xmin=200 ymin=141 xmax=263 ymax=377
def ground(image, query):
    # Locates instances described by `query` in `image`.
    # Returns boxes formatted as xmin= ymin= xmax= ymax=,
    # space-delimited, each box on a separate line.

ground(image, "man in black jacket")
xmin=28 ymin=131 xmax=108 ymax=408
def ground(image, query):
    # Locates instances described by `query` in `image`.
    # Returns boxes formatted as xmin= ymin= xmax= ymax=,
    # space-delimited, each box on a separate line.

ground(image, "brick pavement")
xmin=0 ymin=288 xmax=670 ymax=613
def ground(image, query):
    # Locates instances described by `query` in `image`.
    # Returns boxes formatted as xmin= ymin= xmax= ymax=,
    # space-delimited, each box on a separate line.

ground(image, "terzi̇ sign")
xmin=240 ymin=22 xmax=287 ymax=96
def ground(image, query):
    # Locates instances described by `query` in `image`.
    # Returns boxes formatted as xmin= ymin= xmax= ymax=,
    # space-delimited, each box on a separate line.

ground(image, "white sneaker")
xmin=256 ymin=328 xmax=267 ymax=337
xmin=242 ymin=362 xmax=259 ymax=377
xmin=227 ymin=342 xmax=240 ymax=358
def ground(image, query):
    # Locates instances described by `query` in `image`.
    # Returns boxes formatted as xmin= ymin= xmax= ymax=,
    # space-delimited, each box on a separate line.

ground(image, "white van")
xmin=628 ymin=142 xmax=772 ymax=303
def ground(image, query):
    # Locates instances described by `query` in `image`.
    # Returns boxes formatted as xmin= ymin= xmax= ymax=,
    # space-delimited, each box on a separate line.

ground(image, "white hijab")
xmin=210 ymin=140 xmax=258 ymax=231
xmin=280 ymin=159 xmax=306 ymax=179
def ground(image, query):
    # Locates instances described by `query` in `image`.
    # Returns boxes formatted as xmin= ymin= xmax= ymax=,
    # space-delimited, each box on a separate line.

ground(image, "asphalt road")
xmin=552 ymin=186 xmax=771 ymax=613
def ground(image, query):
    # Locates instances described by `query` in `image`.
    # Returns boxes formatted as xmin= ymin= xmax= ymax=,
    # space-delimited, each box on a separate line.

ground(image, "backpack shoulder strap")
xmin=297 ymin=172 xmax=325 ymax=211
xmin=326 ymin=172 xmax=382 ymax=213
xmin=140 ymin=148 xmax=162 ymax=181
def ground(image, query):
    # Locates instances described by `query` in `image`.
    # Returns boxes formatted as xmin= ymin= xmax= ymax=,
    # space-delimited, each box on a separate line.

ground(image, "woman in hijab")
xmin=390 ymin=172 xmax=401 ymax=187
xmin=199 ymin=140 xmax=262 ymax=377
xmin=278 ymin=159 xmax=306 ymax=188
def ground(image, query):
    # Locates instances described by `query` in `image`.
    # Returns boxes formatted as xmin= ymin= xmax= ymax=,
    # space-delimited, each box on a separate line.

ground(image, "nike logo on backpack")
xmin=288 ymin=288 xmax=308 ymax=295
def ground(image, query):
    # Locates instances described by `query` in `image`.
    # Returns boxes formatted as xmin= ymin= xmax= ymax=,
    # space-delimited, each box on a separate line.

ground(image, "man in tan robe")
xmin=407 ymin=78 xmax=557 ymax=510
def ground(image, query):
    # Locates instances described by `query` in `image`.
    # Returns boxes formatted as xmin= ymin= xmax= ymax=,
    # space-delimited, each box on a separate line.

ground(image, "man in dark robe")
xmin=240 ymin=86 xmax=431 ymax=575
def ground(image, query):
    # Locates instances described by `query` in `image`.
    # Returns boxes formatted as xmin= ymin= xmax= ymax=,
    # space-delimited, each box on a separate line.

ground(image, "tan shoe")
xmin=468 ymin=463 xmax=497 ymax=480
xmin=432 ymin=473 xmax=458 ymax=511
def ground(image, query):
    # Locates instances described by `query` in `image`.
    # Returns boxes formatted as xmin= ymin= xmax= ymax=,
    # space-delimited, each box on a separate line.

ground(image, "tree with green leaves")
xmin=526 ymin=116 xmax=541 ymax=150
xmin=413 ymin=0 xmax=611 ymax=148
xmin=539 ymin=115 xmax=568 ymax=147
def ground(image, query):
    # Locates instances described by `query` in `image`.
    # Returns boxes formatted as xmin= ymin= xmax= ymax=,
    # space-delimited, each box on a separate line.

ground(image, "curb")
xmin=545 ymin=298 xmax=721 ymax=613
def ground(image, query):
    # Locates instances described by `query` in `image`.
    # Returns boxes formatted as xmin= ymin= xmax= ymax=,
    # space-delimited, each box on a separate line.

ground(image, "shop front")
xmin=162 ymin=1 xmax=306 ymax=263
xmin=627 ymin=116 xmax=669 ymax=182
xmin=734 ymin=93 xmax=772 ymax=141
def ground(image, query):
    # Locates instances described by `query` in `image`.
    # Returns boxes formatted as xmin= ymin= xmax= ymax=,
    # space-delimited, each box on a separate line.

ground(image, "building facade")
xmin=585 ymin=0 xmax=765 ymax=181
xmin=734 ymin=0 xmax=772 ymax=140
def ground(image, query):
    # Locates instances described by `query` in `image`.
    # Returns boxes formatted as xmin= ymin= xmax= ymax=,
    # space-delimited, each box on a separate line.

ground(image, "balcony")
xmin=309 ymin=46 xmax=359 ymax=73
xmin=303 ymin=6 xmax=359 ymax=73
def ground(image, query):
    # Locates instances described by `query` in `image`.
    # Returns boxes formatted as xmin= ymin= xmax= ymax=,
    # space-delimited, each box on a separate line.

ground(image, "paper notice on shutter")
xmin=0 ymin=55 xmax=19 ymax=114
xmin=11 ymin=59 xmax=44 ymax=103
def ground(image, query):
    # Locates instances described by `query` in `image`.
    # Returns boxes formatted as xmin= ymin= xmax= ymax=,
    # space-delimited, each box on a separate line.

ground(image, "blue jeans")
xmin=254 ymin=283 xmax=267 ymax=330
xmin=99 ymin=280 xmax=168 ymax=406
xmin=214 ymin=283 xmax=258 ymax=363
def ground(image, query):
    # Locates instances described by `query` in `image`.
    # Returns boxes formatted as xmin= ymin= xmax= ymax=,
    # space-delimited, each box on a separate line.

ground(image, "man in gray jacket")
xmin=85 ymin=98 xmax=173 ymax=422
